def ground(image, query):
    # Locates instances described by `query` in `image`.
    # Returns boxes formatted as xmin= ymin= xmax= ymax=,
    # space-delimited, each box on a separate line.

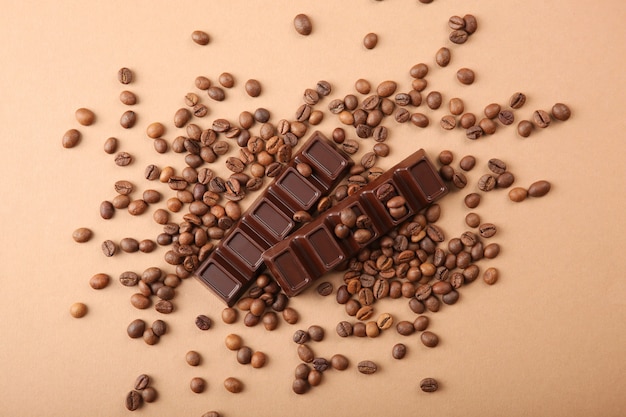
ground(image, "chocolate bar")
xmin=263 ymin=148 xmax=448 ymax=297
xmin=194 ymin=131 xmax=353 ymax=306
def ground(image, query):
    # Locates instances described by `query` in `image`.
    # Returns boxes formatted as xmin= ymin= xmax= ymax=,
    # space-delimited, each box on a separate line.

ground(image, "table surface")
xmin=1 ymin=1 xmax=625 ymax=416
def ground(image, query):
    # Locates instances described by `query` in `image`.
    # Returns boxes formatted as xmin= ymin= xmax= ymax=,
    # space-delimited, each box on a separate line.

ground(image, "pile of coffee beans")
xmin=62 ymin=7 xmax=571 ymax=414
xmin=125 ymin=374 xmax=157 ymax=411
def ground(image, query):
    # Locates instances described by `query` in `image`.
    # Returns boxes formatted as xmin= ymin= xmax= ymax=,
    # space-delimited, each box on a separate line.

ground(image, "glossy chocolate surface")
xmin=263 ymin=149 xmax=448 ymax=297
xmin=194 ymin=131 xmax=352 ymax=305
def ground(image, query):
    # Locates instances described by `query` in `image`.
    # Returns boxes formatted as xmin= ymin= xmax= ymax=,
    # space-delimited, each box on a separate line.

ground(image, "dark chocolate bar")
xmin=263 ymin=148 xmax=448 ymax=297
xmin=194 ymin=131 xmax=353 ymax=306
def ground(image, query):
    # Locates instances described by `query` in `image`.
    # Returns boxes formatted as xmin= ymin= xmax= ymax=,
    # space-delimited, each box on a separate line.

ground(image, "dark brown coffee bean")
xmin=420 ymin=331 xmax=439 ymax=347
xmin=62 ymin=129 xmax=81 ymax=148
xmin=452 ymin=171 xmax=467 ymax=188
xmin=528 ymin=180 xmax=551 ymax=197
xmin=457 ymin=68 xmax=475 ymax=85
xmin=194 ymin=314 xmax=211 ymax=330
xmin=357 ymin=360 xmax=378 ymax=375
xmin=134 ymin=374 xmax=150 ymax=391
xmin=293 ymin=14 xmax=312 ymax=35
xmin=466 ymin=125 xmax=483 ymax=140
xmin=496 ymin=171 xmax=515 ymax=188
xmin=478 ymin=174 xmax=496 ymax=191
xmin=100 ymin=239 xmax=117 ymax=257
xmin=244 ymin=79 xmax=262 ymax=97
xmin=479 ymin=223 xmax=497 ymax=238
xmin=483 ymin=267 xmax=499 ymax=285
xmin=435 ymin=47 xmax=451 ymax=67
xmin=127 ymin=319 xmax=146 ymax=338
xmin=114 ymin=152 xmax=133 ymax=166
xmin=207 ymin=86 xmax=225 ymax=101
xmin=426 ymin=91 xmax=442 ymax=110
xmin=316 ymin=282 xmax=333 ymax=297
xmin=191 ymin=30 xmax=211 ymax=45
xmin=363 ymin=32 xmax=378 ymax=49
xmin=440 ymin=115 xmax=456 ymax=130
xmin=551 ymin=103 xmax=571 ymax=121
xmin=118 ymin=67 xmax=133 ymax=84
xmin=450 ymin=29 xmax=469 ymax=44
xmin=498 ymin=110 xmax=514 ymax=125
xmin=218 ymin=72 xmax=235 ymax=88
xmin=509 ymin=92 xmax=526 ymax=109
xmin=392 ymin=343 xmax=407 ymax=360
xmin=120 ymin=110 xmax=136 ymax=128
xmin=224 ymin=377 xmax=244 ymax=393
xmin=517 ymin=120 xmax=533 ymax=137
xmin=342 ymin=139 xmax=359 ymax=154
xmin=190 ymin=377 xmax=206 ymax=393
xmin=126 ymin=390 xmax=143 ymax=410
xmin=464 ymin=193 xmax=481 ymax=208
xmin=533 ymin=110 xmax=551 ymax=128
xmin=487 ymin=158 xmax=507 ymax=174
xmin=336 ymin=321 xmax=353 ymax=337
xmin=420 ymin=377 xmax=439 ymax=393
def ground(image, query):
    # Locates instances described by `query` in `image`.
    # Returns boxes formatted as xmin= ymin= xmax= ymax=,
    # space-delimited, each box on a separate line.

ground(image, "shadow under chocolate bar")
xmin=194 ymin=131 xmax=353 ymax=306
xmin=263 ymin=148 xmax=448 ymax=297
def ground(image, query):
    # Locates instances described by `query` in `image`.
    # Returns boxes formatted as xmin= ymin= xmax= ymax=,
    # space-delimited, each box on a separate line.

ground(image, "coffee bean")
xmin=357 ymin=360 xmax=378 ymax=374
xmin=487 ymin=158 xmax=507 ymax=174
xmin=72 ymin=227 xmax=92 ymax=243
xmin=293 ymin=14 xmax=312 ymax=35
xmin=496 ymin=172 xmax=515 ymax=188
xmin=194 ymin=314 xmax=211 ymax=330
xmin=457 ymin=68 xmax=475 ymax=85
xmin=483 ymin=243 xmax=500 ymax=259
xmin=420 ymin=378 xmax=439 ymax=393
xmin=483 ymin=267 xmax=499 ymax=285
xmin=509 ymin=92 xmax=526 ymax=109
xmin=127 ymin=319 xmax=146 ymax=339
xmin=420 ymin=331 xmax=439 ymax=347
xmin=533 ymin=110 xmax=551 ymax=128
xmin=508 ymin=187 xmax=528 ymax=202
xmin=155 ymin=300 xmax=174 ymax=314
xmin=377 ymin=81 xmax=397 ymax=98
xmin=115 ymin=152 xmax=133 ymax=166
xmin=435 ymin=47 xmax=451 ymax=67
xmin=336 ymin=321 xmax=353 ymax=337
xmin=208 ymin=86 xmax=225 ymax=101
xmin=479 ymin=223 xmax=497 ymax=238
xmin=551 ymin=103 xmax=571 ymax=121
xmin=316 ymin=282 xmax=333 ymax=297
xmin=452 ymin=171 xmax=468 ymax=188
xmin=126 ymin=390 xmax=143 ymax=410
xmin=528 ymin=180 xmax=551 ymax=197
xmin=223 ymin=377 xmax=243 ymax=393
xmin=466 ymin=125 xmax=483 ymax=140
xmin=250 ymin=351 xmax=267 ymax=368
xmin=498 ymin=110 xmax=514 ymax=125
xmin=134 ymin=374 xmax=150 ymax=391
xmin=69 ymin=302 xmax=87 ymax=318
xmin=440 ymin=115 xmax=456 ymax=130
xmin=484 ymin=103 xmax=501 ymax=119
xmin=244 ymin=79 xmax=262 ymax=97
xmin=101 ymin=240 xmax=117 ymax=257
xmin=517 ymin=120 xmax=533 ymax=137
xmin=426 ymin=91 xmax=442 ymax=110
xmin=464 ymin=193 xmax=481 ymax=208
xmin=62 ymin=129 xmax=81 ymax=148
xmin=218 ymin=72 xmax=235 ymax=88
xmin=74 ymin=107 xmax=95 ymax=126
xmin=282 ymin=307 xmax=299 ymax=324
xmin=120 ymin=110 xmax=137 ymax=128
xmin=392 ymin=343 xmax=407 ymax=360
xmin=117 ymin=67 xmax=133 ymax=84
xmin=190 ymin=377 xmax=206 ymax=394
xmin=478 ymin=174 xmax=496 ymax=191
xmin=450 ymin=29 xmax=469 ymax=44
xmin=363 ymin=32 xmax=378 ymax=49
xmin=460 ymin=112 xmax=476 ymax=129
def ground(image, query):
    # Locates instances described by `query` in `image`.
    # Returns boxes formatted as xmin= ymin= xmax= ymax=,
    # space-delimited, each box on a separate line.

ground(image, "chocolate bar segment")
xmin=194 ymin=131 xmax=352 ymax=306
xmin=263 ymin=149 xmax=447 ymax=297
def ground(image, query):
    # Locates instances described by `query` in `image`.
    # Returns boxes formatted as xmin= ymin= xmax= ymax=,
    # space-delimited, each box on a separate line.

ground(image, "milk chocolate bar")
xmin=194 ymin=131 xmax=352 ymax=305
xmin=263 ymin=148 xmax=448 ymax=297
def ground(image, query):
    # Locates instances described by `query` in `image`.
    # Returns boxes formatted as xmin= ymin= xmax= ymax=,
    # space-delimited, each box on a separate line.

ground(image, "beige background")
xmin=1 ymin=1 xmax=625 ymax=416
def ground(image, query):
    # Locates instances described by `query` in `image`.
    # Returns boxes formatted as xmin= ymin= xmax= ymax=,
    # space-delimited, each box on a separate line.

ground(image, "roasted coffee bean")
xmin=377 ymin=80 xmax=397 ymax=98
xmin=484 ymin=103 xmax=501 ymax=119
xmin=457 ymin=68 xmax=475 ymax=85
xmin=450 ymin=29 xmax=469 ymax=44
xmin=363 ymin=32 xmax=378 ymax=49
xmin=487 ymin=158 xmax=507 ymax=174
xmin=460 ymin=112 xmax=476 ymax=129
xmin=190 ymin=377 xmax=206 ymax=394
xmin=426 ymin=91 xmax=442 ymax=110
xmin=191 ymin=30 xmax=210 ymax=45
xmin=392 ymin=343 xmax=407 ymax=360
xmin=118 ymin=67 xmax=133 ymax=84
xmin=336 ymin=321 xmax=353 ymax=337
xmin=151 ymin=319 xmax=167 ymax=336
xmin=101 ymin=239 xmax=117 ymax=257
xmin=72 ymin=227 xmax=92 ymax=243
xmin=224 ymin=377 xmax=243 ymax=394
xmin=207 ymin=86 xmax=225 ymax=101
xmin=478 ymin=174 xmax=496 ymax=191
xmin=498 ymin=110 xmax=515 ymax=125
xmin=551 ymin=103 xmax=571 ymax=121
xmin=483 ymin=267 xmax=499 ymax=285
xmin=127 ymin=319 xmax=146 ymax=339
xmin=508 ymin=187 xmax=528 ymax=202
xmin=435 ymin=47 xmax=451 ymax=67
xmin=426 ymin=224 xmax=445 ymax=242
xmin=126 ymin=390 xmax=143 ymax=411
xmin=293 ymin=13 xmax=312 ymax=35
xmin=115 ymin=152 xmax=133 ymax=166
xmin=420 ymin=378 xmax=439 ymax=393
xmin=479 ymin=118 xmax=497 ymax=134
xmin=440 ymin=115 xmax=456 ymax=130
xmin=458 ymin=155 xmax=475 ymax=171
xmin=134 ymin=374 xmax=150 ymax=391
xmin=517 ymin=120 xmax=533 ymax=137
xmin=483 ymin=243 xmax=500 ymax=259
xmin=357 ymin=360 xmax=378 ymax=375
xmin=509 ymin=92 xmax=527 ymax=109
xmin=533 ymin=110 xmax=551 ymax=128
xmin=396 ymin=320 xmax=415 ymax=336
xmin=62 ymin=129 xmax=81 ymax=148
xmin=195 ymin=315 xmax=212 ymax=330
xmin=186 ymin=350 xmax=202 ymax=367
xmin=69 ymin=302 xmax=87 ymax=318
xmin=466 ymin=125 xmax=483 ymax=140
xmin=421 ymin=331 xmax=439 ymax=347
xmin=528 ymin=180 xmax=551 ymax=197
xmin=464 ymin=193 xmax=481 ymax=208
xmin=120 ymin=110 xmax=137 ymax=128
xmin=102 ymin=137 xmax=118 ymax=154
xmin=75 ymin=107 xmax=95 ymax=126
xmin=497 ymin=172 xmax=515 ymax=188
xmin=479 ymin=223 xmax=497 ymax=238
